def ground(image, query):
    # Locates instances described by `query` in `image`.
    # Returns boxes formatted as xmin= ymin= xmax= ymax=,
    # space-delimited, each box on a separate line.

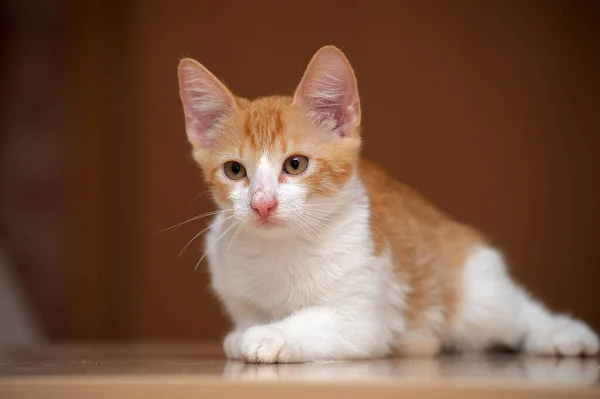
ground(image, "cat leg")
xmin=221 ymin=297 xmax=267 ymax=360
xmin=447 ymin=245 xmax=598 ymax=356
xmin=238 ymin=306 xmax=392 ymax=363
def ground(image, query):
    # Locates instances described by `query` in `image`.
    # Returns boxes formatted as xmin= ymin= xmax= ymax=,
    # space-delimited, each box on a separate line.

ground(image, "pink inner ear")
xmin=178 ymin=60 xmax=235 ymax=148
xmin=187 ymin=119 xmax=217 ymax=148
xmin=294 ymin=48 xmax=360 ymax=136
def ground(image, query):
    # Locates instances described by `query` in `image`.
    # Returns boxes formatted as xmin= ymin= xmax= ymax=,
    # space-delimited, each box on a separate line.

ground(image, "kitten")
xmin=176 ymin=45 xmax=598 ymax=363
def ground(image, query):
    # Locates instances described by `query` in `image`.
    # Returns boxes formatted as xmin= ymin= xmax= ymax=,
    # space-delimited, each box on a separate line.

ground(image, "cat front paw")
xmin=223 ymin=330 xmax=244 ymax=359
xmin=524 ymin=317 xmax=599 ymax=357
xmin=240 ymin=326 xmax=301 ymax=363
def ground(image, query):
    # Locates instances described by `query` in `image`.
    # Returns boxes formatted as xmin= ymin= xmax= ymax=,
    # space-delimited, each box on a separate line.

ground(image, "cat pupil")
xmin=291 ymin=158 xmax=299 ymax=169
xmin=232 ymin=162 xmax=241 ymax=174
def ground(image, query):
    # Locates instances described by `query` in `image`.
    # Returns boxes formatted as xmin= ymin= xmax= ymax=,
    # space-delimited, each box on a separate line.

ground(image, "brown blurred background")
xmin=0 ymin=0 xmax=598 ymax=344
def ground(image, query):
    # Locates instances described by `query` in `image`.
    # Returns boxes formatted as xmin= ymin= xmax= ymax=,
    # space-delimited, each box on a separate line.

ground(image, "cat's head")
xmin=177 ymin=46 xmax=361 ymax=235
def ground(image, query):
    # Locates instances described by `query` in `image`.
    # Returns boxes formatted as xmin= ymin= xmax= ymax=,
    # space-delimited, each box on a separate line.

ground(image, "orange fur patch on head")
xmin=191 ymin=94 xmax=362 ymax=208
xmin=281 ymin=105 xmax=361 ymax=198
xmin=303 ymin=156 xmax=354 ymax=197
xmin=243 ymin=97 xmax=289 ymax=160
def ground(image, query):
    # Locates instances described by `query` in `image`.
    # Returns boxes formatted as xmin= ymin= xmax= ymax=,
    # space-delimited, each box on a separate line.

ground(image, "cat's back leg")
xmin=444 ymin=245 xmax=598 ymax=356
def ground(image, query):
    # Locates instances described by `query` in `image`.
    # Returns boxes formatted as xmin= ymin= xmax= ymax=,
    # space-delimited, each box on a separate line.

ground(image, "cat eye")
xmin=223 ymin=161 xmax=247 ymax=180
xmin=283 ymin=155 xmax=309 ymax=175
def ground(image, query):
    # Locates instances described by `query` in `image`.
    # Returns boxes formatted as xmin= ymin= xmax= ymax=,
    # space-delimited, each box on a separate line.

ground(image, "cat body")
xmin=177 ymin=46 xmax=598 ymax=363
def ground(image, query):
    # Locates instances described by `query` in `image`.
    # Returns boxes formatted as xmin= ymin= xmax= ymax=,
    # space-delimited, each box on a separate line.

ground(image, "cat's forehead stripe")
xmin=243 ymin=97 xmax=287 ymax=157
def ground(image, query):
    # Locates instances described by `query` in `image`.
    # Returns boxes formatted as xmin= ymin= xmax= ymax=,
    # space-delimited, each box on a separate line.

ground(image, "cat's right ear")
xmin=293 ymin=46 xmax=361 ymax=138
xmin=177 ymin=58 xmax=235 ymax=149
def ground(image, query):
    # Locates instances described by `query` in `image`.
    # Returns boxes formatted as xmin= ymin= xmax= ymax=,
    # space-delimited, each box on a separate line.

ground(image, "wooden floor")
xmin=0 ymin=344 xmax=598 ymax=398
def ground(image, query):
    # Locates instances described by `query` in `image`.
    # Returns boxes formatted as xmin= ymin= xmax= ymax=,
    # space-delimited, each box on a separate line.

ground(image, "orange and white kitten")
xmin=177 ymin=46 xmax=598 ymax=363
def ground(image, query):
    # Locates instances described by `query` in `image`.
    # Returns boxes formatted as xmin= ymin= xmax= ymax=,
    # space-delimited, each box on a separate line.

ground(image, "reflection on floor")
xmin=224 ymin=355 xmax=599 ymax=386
xmin=0 ymin=345 xmax=598 ymax=388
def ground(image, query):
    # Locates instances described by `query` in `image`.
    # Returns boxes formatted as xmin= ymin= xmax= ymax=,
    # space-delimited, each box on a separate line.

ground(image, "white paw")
xmin=525 ymin=317 xmax=599 ymax=357
xmin=223 ymin=330 xmax=244 ymax=359
xmin=240 ymin=326 xmax=301 ymax=363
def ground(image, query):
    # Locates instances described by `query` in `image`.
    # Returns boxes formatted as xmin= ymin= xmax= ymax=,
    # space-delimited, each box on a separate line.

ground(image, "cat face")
xmin=177 ymin=46 xmax=362 ymax=234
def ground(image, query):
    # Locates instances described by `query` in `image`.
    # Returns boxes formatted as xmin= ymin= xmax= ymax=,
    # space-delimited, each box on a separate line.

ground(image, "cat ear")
xmin=293 ymin=46 xmax=361 ymax=137
xmin=177 ymin=58 xmax=236 ymax=148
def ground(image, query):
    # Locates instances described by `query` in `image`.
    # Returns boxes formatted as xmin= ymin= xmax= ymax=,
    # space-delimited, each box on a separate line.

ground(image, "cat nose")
xmin=251 ymin=196 xmax=278 ymax=219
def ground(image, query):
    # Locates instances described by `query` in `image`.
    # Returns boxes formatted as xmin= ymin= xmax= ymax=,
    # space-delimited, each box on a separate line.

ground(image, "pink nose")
xmin=251 ymin=197 xmax=278 ymax=219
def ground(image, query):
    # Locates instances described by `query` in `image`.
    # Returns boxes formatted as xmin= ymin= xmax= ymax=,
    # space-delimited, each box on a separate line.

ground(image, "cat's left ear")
xmin=177 ymin=58 xmax=236 ymax=149
xmin=293 ymin=46 xmax=361 ymax=137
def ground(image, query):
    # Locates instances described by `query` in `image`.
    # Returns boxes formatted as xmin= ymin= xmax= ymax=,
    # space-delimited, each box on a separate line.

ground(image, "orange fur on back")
xmin=359 ymin=159 xmax=484 ymax=333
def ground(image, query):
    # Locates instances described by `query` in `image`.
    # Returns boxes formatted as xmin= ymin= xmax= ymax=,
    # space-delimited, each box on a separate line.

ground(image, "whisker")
xmin=294 ymin=217 xmax=317 ymax=243
xmin=296 ymin=214 xmax=322 ymax=239
xmin=369 ymin=212 xmax=382 ymax=221
xmin=304 ymin=212 xmax=342 ymax=226
xmin=194 ymin=219 xmax=240 ymax=271
xmin=302 ymin=209 xmax=344 ymax=222
xmin=302 ymin=217 xmax=325 ymax=235
xmin=155 ymin=208 xmax=235 ymax=233
xmin=224 ymin=221 xmax=245 ymax=269
xmin=188 ymin=189 xmax=211 ymax=207
xmin=178 ymin=214 xmax=235 ymax=257
xmin=310 ymin=210 xmax=383 ymax=237
xmin=302 ymin=208 xmax=341 ymax=216
xmin=302 ymin=213 xmax=337 ymax=233
xmin=305 ymin=204 xmax=381 ymax=221
xmin=304 ymin=205 xmax=345 ymax=207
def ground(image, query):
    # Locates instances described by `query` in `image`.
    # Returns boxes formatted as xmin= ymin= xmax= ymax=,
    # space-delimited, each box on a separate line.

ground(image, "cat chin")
xmin=247 ymin=221 xmax=294 ymax=239
xmin=256 ymin=219 xmax=283 ymax=229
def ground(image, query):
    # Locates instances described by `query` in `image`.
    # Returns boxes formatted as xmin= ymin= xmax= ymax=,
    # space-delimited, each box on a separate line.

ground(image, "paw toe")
xmin=223 ymin=330 xmax=244 ymax=359
xmin=240 ymin=326 xmax=298 ymax=363
xmin=554 ymin=323 xmax=598 ymax=357
xmin=526 ymin=319 xmax=599 ymax=357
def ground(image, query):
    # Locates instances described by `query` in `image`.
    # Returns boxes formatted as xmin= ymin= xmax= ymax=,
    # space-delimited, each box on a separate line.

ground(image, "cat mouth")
xmin=256 ymin=219 xmax=283 ymax=229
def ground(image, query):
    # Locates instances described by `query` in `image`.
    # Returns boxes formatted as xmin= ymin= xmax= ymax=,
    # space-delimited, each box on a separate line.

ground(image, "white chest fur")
xmin=209 ymin=210 xmax=371 ymax=317
xmin=205 ymin=177 xmax=390 ymax=324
